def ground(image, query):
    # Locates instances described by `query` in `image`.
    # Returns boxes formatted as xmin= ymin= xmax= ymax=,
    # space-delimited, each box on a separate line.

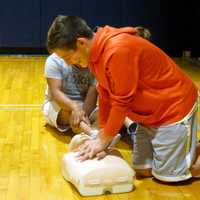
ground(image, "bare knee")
xmin=135 ymin=168 xmax=152 ymax=177
xmin=57 ymin=109 xmax=71 ymax=126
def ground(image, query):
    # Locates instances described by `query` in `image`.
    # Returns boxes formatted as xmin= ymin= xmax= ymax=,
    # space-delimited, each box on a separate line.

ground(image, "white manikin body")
xmin=61 ymin=134 xmax=135 ymax=196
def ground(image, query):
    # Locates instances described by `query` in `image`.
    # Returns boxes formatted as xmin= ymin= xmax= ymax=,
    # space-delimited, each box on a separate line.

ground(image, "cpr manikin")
xmin=61 ymin=119 xmax=136 ymax=196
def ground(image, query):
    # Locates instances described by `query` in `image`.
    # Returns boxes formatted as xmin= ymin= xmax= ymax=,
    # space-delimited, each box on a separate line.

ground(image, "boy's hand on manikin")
xmin=77 ymin=131 xmax=113 ymax=161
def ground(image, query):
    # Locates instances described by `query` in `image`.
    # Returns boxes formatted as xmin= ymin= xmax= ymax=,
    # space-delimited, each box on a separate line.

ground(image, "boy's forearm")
xmin=51 ymin=89 xmax=80 ymax=111
xmin=47 ymin=78 xmax=80 ymax=112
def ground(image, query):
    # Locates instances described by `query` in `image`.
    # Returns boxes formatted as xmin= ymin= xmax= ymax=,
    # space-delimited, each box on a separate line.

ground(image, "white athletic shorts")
xmin=42 ymin=100 xmax=98 ymax=133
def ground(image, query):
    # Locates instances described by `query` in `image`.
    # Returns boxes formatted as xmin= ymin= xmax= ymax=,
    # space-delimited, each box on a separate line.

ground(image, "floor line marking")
xmin=0 ymin=107 xmax=41 ymax=110
xmin=0 ymin=104 xmax=42 ymax=107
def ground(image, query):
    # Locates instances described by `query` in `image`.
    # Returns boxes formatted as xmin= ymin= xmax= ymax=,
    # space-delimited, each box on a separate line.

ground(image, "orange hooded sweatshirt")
xmin=88 ymin=26 xmax=198 ymax=136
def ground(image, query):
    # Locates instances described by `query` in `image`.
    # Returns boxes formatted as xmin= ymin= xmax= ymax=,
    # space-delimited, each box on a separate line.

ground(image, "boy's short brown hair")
xmin=47 ymin=15 xmax=93 ymax=51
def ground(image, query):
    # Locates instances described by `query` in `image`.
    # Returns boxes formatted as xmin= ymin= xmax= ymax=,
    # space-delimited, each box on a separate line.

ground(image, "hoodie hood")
xmin=89 ymin=26 xmax=137 ymax=65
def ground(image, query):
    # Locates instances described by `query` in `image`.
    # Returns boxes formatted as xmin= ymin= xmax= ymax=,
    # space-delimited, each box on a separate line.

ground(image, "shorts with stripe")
xmin=132 ymin=101 xmax=198 ymax=182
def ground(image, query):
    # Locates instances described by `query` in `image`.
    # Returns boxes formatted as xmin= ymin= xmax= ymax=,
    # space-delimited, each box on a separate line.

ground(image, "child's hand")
xmin=81 ymin=115 xmax=91 ymax=126
xmin=71 ymin=105 xmax=86 ymax=126
xmin=70 ymin=107 xmax=92 ymax=134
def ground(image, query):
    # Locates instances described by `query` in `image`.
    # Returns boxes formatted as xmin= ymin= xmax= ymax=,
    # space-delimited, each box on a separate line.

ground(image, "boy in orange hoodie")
xmin=46 ymin=16 xmax=200 ymax=182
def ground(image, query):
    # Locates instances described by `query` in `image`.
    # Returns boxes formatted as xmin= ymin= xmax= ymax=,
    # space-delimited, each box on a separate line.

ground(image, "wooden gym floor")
xmin=0 ymin=56 xmax=199 ymax=200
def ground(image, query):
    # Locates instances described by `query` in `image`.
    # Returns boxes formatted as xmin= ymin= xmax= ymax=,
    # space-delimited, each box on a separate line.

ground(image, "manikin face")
xmin=54 ymin=38 xmax=91 ymax=68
